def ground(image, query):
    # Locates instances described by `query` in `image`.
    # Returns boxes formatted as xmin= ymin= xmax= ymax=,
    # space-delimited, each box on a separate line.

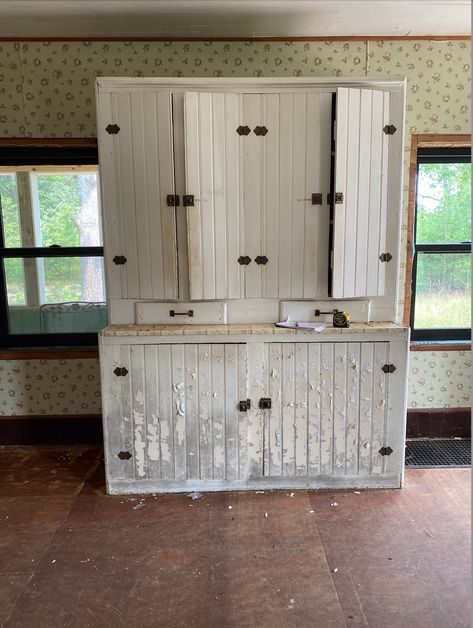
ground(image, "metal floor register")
xmin=405 ymin=439 xmax=471 ymax=468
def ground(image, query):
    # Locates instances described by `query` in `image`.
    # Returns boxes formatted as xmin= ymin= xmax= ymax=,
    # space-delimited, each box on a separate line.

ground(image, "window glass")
xmin=5 ymin=256 xmax=106 ymax=335
xmin=413 ymin=252 xmax=471 ymax=330
xmin=0 ymin=173 xmax=22 ymax=247
xmin=33 ymin=172 xmax=102 ymax=247
xmin=416 ymin=162 xmax=471 ymax=244
xmin=4 ymin=258 xmax=26 ymax=306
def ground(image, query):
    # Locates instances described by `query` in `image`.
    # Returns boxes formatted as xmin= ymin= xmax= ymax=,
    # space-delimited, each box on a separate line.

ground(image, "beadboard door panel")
xmin=97 ymin=89 xmax=178 ymax=301
xmin=262 ymin=341 xmax=391 ymax=479
xmin=101 ymin=342 xmax=248 ymax=487
xmin=332 ymin=87 xmax=390 ymax=298
xmin=184 ymin=91 xmax=332 ymax=300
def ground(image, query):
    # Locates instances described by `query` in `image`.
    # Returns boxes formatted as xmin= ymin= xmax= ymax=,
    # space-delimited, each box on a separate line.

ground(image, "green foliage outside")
xmin=414 ymin=162 xmax=471 ymax=329
xmin=0 ymin=173 xmax=93 ymax=305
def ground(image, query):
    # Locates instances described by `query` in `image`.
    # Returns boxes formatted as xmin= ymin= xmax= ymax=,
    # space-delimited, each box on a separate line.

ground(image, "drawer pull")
xmin=170 ymin=309 xmax=194 ymax=317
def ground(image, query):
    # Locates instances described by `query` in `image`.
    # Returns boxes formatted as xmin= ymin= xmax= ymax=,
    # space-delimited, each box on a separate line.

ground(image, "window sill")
xmin=410 ymin=341 xmax=471 ymax=352
xmin=0 ymin=347 xmax=99 ymax=360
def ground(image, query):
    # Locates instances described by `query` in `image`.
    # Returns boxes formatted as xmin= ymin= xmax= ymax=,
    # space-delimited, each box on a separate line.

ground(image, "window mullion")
xmin=16 ymin=171 xmax=41 ymax=307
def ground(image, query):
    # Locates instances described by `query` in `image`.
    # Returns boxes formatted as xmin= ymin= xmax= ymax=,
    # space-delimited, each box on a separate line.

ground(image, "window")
xmin=0 ymin=145 xmax=107 ymax=347
xmin=410 ymin=146 xmax=471 ymax=341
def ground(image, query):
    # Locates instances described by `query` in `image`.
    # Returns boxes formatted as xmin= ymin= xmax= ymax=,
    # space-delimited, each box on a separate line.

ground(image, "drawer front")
xmin=135 ymin=301 xmax=227 ymax=324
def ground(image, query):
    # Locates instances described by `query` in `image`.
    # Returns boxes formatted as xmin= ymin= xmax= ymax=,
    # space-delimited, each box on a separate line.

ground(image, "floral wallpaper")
xmin=0 ymin=359 xmax=101 ymax=415
xmin=0 ymin=39 xmax=470 ymax=412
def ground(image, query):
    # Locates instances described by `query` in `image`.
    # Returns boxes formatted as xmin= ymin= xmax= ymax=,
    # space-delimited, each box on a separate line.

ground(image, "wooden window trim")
xmin=0 ymin=347 xmax=99 ymax=360
xmin=410 ymin=342 xmax=471 ymax=352
xmin=403 ymin=134 xmax=471 ymax=335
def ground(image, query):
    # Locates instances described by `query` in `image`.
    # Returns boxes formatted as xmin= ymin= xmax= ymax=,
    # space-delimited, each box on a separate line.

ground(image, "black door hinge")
xmin=328 ymin=192 xmax=344 ymax=205
xmin=379 ymin=446 xmax=393 ymax=456
xmin=238 ymin=256 xmax=251 ymax=265
xmin=255 ymin=255 xmax=268 ymax=265
xmin=379 ymin=252 xmax=392 ymax=263
xmin=113 ymin=367 xmax=129 ymax=377
xmin=237 ymin=125 xmax=251 ymax=136
xmin=106 ymin=124 xmax=120 ymax=135
xmin=167 ymin=194 xmax=180 ymax=207
xmin=383 ymin=124 xmax=397 ymax=135
xmin=254 ymin=126 xmax=268 ymax=136
xmin=382 ymin=364 xmax=396 ymax=374
xmin=117 ymin=450 xmax=132 ymax=460
xmin=113 ymin=255 xmax=127 ymax=265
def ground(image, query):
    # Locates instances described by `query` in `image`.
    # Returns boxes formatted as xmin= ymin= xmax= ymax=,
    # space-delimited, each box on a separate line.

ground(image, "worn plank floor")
xmin=0 ymin=446 xmax=470 ymax=628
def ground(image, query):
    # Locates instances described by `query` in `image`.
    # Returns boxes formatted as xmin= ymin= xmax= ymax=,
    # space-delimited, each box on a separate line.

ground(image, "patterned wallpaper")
xmin=0 ymin=39 xmax=470 ymax=412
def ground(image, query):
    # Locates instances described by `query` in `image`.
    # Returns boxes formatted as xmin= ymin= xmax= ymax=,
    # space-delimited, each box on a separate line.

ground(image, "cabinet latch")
xmin=382 ymin=364 xmax=396 ymax=374
xmin=167 ymin=194 xmax=180 ymax=207
xmin=113 ymin=367 xmax=129 ymax=377
xmin=311 ymin=193 xmax=323 ymax=205
xmin=183 ymin=195 xmax=194 ymax=207
xmin=259 ymin=398 xmax=272 ymax=409
xmin=113 ymin=255 xmax=127 ymax=265
xmin=379 ymin=446 xmax=393 ymax=456
xmin=379 ymin=252 xmax=392 ymax=263
xmin=238 ymin=399 xmax=251 ymax=412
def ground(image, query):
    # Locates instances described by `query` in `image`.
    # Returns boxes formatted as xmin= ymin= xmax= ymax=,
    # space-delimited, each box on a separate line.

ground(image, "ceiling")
xmin=0 ymin=1 xmax=470 ymax=39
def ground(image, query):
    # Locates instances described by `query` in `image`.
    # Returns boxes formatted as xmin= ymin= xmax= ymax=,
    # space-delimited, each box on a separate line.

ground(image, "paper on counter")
xmin=275 ymin=320 xmax=326 ymax=331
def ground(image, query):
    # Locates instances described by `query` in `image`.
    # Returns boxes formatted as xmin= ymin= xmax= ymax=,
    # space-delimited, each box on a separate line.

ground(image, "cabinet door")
xmin=102 ymin=343 xmax=248 ymax=486
xmin=97 ymin=90 xmax=178 ymax=301
xmin=261 ymin=341 xmax=391 ymax=479
xmin=184 ymin=91 xmax=332 ymax=300
xmin=332 ymin=87 xmax=391 ymax=298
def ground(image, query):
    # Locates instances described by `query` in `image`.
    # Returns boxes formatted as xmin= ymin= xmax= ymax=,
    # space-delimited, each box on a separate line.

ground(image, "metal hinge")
xmin=236 ymin=125 xmax=251 ymax=136
xmin=113 ymin=367 xmax=128 ymax=377
xmin=255 ymin=255 xmax=268 ymax=265
xmin=253 ymin=126 xmax=268 ymax=136
xmin=238 ymin=256 xmax=251 ymax=266
xmin=382 ymin=364 xmax=396 ymax=374
xmin=379 ymin=253 xmax=392 ymax=263
xmin=106 ymin=124 xmax=120 ymax=135
xmin=167 ymin=194 xmax=180 ymax=207
xmin=383 ymin=124 xmax=397 ymax=135
xmin=113 ymin=255 xmax=127 ymax=265
xmin=117 ymin=450 xmax=132 ymax=460
xmin=312 ymin=193 xmax=323 ymax=205
xmin=379 ymin=446 xmax=393 ymax=456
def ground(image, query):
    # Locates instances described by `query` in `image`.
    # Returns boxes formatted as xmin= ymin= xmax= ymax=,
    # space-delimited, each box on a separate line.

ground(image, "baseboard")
xmin=0 ymin=414 xmax=103 ymax=445
xmin=407 ymin=408 xmax=471 ymax=439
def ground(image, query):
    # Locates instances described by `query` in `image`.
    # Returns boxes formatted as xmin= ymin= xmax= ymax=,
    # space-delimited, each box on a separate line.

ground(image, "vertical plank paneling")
xmin=237 ymin=344 xmax=249 ymax=480
xmin=267 ymin=342 xmax=283 ymax=477
xmin=198 ymin=343 xmax=212 ymax=479
xmin=281 ymin=342 xmax=296 ymax=477
xmin=130 ymin=345 xmax=146 ymax=479
xmin=243 ymin=94 xmax=263 ymax=298
xmin=184 ymin=92 xmax=204 ymax=300
xmin=332 ymin=88 xmax=348 ymax=298
xmin=120 ymin=344 xmax=135 ymax=482
xmin=307 ymin=343 xmax=322 ymax=476
xmin=345 ymin=342 xmax=361 ymax=475
xmin=224 ymin=94 xmax=242 ymax=299
xmin=377 ymin=93 xmax=390 ymax=296
xmin=277 ymin=94 xmax=294 ymax=299
xmin=371 ymin=342 xmax=389 ymax=474
xmin=224 ymin=344 xmax=238 ymax=480
xmin=262 ymin=94 xmax=280 ymax=298
xmin=358 ymin=342 xmax=374 ymax=475
xmin=184 ymin=344 xmax=199 ymax=479
xmin=246 ymin=342 xmax=265 ymax=478
xmin=212 ymin=94 xmax=229 ymax=299
xmin=211 ymin=344 xmax=226 ymax=479
xmin=171 ymin=344 xmax=186 ymax=480
xmin=144 ymin=345 xmax=160 ymax=480
xmin=343 ymin=89 xmax=360 ymax=297
xmin=294 ymin=343 xmax=309 ymax=476
xmin=290 ymin=95 xmax=307 ymax=297
xmin=333 ymin=343 xmax=347 ymax=475
xmin=320 ymin=343 xmax=334 ymax=475
xmin=157 ymin=344 xmax=173 ymax=480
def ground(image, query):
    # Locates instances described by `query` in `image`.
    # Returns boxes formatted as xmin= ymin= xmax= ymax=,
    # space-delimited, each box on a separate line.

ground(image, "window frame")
xmin=0 ymin=142 xmax=105 ymax=348
xmin=406 ymin=138 xmax=471 ymax=343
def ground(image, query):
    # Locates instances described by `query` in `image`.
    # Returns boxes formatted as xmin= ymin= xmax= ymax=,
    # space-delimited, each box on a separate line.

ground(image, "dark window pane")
xmin=33 ymin=172 xmax=102 ymax=247
xmin=413 ymin=252 xmax=471 ymax=329
xmin=416 ymin=162 xmax=471 ymax=244
xmin=5 ymin=256 xmax=107 ymax=334
xmin=0 ymin=173 xmax=22 ymax=247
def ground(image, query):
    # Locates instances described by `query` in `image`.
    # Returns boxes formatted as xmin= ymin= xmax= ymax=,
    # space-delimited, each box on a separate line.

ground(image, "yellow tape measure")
xmin=333 ymin=311 xmax=350 ymax=328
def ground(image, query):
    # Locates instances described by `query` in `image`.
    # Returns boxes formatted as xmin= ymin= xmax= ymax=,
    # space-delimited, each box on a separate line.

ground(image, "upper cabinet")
xmin=96 ymin=79 xmax=404 ymax=307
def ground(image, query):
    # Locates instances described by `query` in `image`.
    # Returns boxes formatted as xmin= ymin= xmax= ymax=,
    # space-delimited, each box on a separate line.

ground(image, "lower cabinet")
xmin=100 ymin=335 xmax=407 ymax=494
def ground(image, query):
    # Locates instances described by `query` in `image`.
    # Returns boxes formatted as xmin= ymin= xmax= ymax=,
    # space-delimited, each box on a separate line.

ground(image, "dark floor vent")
xmin=405 ymin=438 xmax=471 ymax=468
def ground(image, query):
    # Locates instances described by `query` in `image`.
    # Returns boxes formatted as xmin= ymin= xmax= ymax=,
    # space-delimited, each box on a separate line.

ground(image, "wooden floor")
xmin=0 ymin=446 xmax=470 ymax=628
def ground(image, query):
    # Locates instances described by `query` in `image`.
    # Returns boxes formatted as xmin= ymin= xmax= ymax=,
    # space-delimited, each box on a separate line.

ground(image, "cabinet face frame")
xmin=96 ymin=77 xmax=405 ymax=322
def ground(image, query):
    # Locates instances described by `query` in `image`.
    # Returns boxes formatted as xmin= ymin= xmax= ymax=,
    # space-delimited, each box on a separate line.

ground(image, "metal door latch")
xmin=259 ymin=398 xmax=272 ymax=409
xmin=238 ymin=399 xmax=251 ymax=412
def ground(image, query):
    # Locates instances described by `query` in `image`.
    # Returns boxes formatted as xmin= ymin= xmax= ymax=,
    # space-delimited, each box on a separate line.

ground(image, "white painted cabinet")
xmin=100 ymin=327 xmax=408 ymax=494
